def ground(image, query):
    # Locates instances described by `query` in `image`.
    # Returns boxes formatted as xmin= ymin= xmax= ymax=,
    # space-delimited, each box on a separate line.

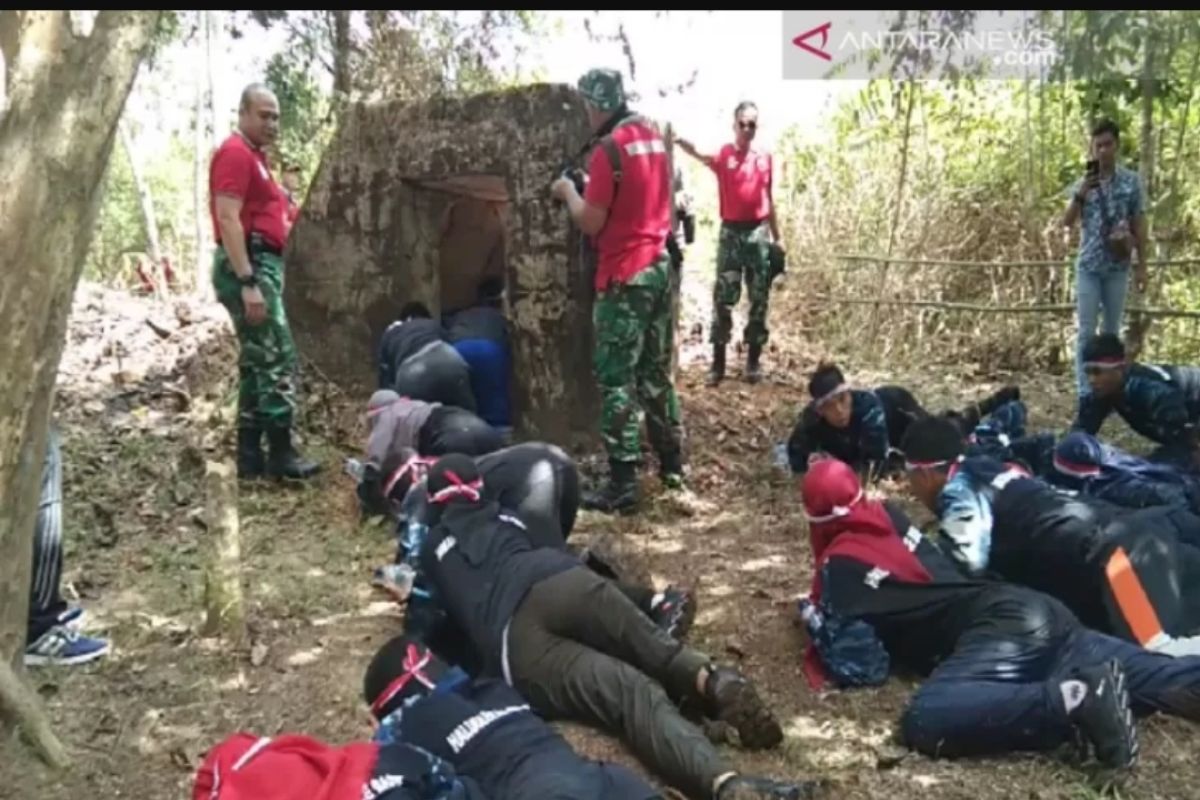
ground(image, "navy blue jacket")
xmin=394 ymin=679 xmax=658 ymax=800
xmin=1074 ymin=363 xmax=1200 ymax=448
xmin=788 ymin=389 xmax=892 ymax=476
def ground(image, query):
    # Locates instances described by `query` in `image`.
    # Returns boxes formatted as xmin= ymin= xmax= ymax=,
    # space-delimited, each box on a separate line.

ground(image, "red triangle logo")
xmin=793 ymin=22 xmax=833 ymax=62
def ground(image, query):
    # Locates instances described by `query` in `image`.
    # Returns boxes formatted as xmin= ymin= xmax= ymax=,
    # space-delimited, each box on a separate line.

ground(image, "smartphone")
xmin=1086 ymin=159 xmax=1100 ymax=179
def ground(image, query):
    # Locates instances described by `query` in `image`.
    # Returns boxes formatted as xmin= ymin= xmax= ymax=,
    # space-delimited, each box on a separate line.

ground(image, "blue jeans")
xmin=1076 ymin=266 xmax=1130 ymax=394
xmin=451 ymin=338 xmax=512 ymax=428
xmin=901 ymin=627 xmax=1200 ymax=759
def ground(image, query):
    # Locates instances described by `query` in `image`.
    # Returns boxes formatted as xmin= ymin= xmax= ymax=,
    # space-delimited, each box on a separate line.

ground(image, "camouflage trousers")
xmin=213 ymin=245 xmax=299 ymax=431
xmin=710 ymin=220 xmax=774 ymax=348
xmin=593 ymin=252 xmax=684 ymax=464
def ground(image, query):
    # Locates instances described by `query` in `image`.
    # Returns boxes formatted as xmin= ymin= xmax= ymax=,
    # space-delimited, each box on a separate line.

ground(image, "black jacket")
xmin=420 ymin=501 xmax=578 ymax=677
xmin=379 ymin=319 xmax=448 ymax=388
xmin=937 ymin=457 xmax=1150 ymax=632
xmin=818 ymin=501 xmax=1076 ymax=678
xmin=399 ymin=678 xmax=657 ymax=800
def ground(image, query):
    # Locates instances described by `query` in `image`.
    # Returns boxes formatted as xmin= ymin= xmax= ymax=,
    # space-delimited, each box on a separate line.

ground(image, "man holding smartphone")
xmin=1061 ymin=118 xmax=1149 ymax=396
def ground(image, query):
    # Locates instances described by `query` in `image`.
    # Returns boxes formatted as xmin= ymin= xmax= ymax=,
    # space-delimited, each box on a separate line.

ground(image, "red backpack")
xmin=193 ymin=733 xmax=379 ymax=800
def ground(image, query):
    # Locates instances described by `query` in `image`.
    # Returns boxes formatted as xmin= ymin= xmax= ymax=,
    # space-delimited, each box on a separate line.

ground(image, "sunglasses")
xmin=737 ymin=120 xmax=757 ymax=131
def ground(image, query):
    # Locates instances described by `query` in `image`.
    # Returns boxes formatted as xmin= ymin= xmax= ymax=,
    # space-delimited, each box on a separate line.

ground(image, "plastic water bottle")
xmin=373 ymin=563 xmax=417 ymax=601
xmin=772 ymin=442 xmax=790 ymax=470
xmin=344 ymin=458 xmax=365 ymax=481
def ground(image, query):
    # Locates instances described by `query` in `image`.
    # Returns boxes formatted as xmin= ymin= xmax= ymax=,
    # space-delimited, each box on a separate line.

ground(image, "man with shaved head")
xmin=210 ymin=83 xmax=319 ymax=481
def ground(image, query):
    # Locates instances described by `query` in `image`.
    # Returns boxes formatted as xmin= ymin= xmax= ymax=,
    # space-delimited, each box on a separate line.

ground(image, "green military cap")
xmin=577 ymin=68 xmax=626 ymax=112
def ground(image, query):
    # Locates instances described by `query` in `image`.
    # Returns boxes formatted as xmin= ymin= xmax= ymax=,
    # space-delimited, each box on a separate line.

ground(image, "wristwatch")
xmin=237 ymin=271 xmax=258 ymax=288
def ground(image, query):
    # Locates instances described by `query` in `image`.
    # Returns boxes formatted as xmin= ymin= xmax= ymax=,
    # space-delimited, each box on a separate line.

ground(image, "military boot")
xmin=237 ymin=426 xmax=266 ymax=480
xmin=706 ymin=342 xmax=726 ymax=387
xmin=659 ymin=449 xmax=685 ymax=491
xmin=266 ymin=426 xmax=322 ymax=481
xmin=745 ymin=344 xmax=763 ymax=384
xmin=581 ymin=460 xmax=639 ymax=513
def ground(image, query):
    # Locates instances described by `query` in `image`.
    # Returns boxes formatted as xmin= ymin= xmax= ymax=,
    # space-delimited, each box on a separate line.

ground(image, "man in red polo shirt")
xmin=550 ymin=68 xmax=685 ymax=513
xmin=210 ymin=83 xmax=319 ymax=481
xmin=678 ymin=101 xmax=782 ymax=386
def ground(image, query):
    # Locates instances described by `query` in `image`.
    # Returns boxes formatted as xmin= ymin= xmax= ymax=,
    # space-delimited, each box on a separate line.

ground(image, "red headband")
xmin=428 ymin=469 xmax=483 ymax=505
xmin=370 ymin=644 xmax=436 ymax=716
xmin=385 ymin=454 xmax=435 ymax=499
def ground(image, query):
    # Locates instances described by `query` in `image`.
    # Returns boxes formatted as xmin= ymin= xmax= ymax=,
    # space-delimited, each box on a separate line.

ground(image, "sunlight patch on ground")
xmin=218 ymin=670 xmax=249 ymax=691
xmin=286 ymin=646 xmax=324 ymax=667
xmin=704 ymin=582 xmax=736 ymax=598
xmin=909 ymin=775 xmax=942 ymax=788
xmin=783 ymin=713 xmax=895 ymax=769
xmin=739 ymin=554 xmax=788 ymax=572
xmin=640 ymin=537 xmax=685 ymax=555
xmin=311 ymin=601 xmax=401 ymax=627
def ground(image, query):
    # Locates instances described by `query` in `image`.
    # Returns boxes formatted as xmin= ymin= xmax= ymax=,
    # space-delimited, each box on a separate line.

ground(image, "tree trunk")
xmin=1126 ymin=22 xmax=1157 ymax=359
xmin=119 ymin=117 xmax=164 ymax=285
xmin=192 ymin=11 xmax=211 ymax=300
xmin=330 ymin=9 xmax=352 ymax=118
xmin=203 ymin=461 xmax=246 ymax=641
xmin=206 ymin=10 xmax=219 ymax=147
xmin=0 ymin=9 xmax=160 ymax=763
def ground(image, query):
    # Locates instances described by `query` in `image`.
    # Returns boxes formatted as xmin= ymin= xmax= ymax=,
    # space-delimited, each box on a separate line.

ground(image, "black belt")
xmin=721 ymin=219 xmax=767 ymax=231
xmin=248 ymin=232 xmax=283 ymax=257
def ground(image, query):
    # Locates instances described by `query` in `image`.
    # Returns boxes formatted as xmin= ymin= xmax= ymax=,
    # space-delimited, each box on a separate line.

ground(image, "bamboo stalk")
xmin=806 ymin=295 xmax=1200 ymax=319
xmin=834 ymin=254 xmax=1200 ymax=269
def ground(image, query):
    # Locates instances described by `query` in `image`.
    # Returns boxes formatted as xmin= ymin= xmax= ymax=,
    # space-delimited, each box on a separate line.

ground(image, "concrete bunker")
xmin=285 ymin=84 xmax=616 ymax=447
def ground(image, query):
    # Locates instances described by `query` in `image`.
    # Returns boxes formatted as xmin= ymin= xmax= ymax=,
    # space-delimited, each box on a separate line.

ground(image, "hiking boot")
xmin=237 ymin=426 xmax=266 ymax=479
xmin=707 ymin=343 xmax=726 ymax=386
xmin=1068 ymin=659 xmax=1138 ymax=771
xmin=659 ymin=449 xmax=685 ymax=491
xmin=649 ymin=586 xmax=697 ymax=639
xmin=703 ymin=667 xmax=783 ymax=750
xmin=266 ymin=427 xmax=321 ymax=481
xmin=25 ymin=625 xmax=110 ymax=667
xmin=581 ymin=460 xmax=639 ymax=513
xmin=745 ymin=344 xmax=763 ymax=384
xmin=717 ymin=775 xmax=824 ymax=800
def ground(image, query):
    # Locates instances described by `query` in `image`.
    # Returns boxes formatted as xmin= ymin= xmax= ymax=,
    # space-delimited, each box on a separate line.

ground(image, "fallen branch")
xmin=0 ymin=659 xmax=69 ymax=768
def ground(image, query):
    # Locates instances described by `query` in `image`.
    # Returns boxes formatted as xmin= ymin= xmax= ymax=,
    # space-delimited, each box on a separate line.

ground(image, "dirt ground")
xmin=2 ymin=270 xmax=1199 ymax=800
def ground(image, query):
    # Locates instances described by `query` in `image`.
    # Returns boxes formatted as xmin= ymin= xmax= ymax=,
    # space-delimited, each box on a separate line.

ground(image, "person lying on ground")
xmin=370 ymin=445 xmax=696 ymax=674
xmin=410 ymin=454 xmax=805 ymax=800
xmin=795 ymin=459 xmax=1190 ymax=774
xmin=786 ymin=361 xmax=1019 ymax=481
xmin=25 ymin=423 xmax=110 ymax=667
xmin=1048 ymin=430 xmax=1200 ymax=515
xmin=901 ymin=415 xmax=1200 ymax=657
xmin=364 ymin=635 xmax=816 ymax=800
xmin=1073 ymin=333 xmax=1200 ymax=468
xmin=192 ymin=723 xmax=481 ymax=799
xmin=958 ymin=396 xmax=1058 ymax=477
xmin=442 ymin=278 xmax=513 ymax=439
xmin=378 ymin=302 xmax=478 ymax=412
xmin=364 ymin=634 xmax=660 ymax=800
xmin=366 ymin=390 xmax=503 ymax=468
